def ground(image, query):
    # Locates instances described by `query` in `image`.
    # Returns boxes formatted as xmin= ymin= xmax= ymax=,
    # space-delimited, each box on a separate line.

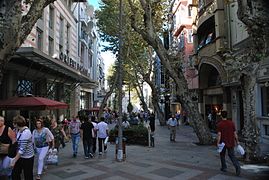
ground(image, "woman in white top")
xmin=32 ymin=118 xmax=54 ymax=180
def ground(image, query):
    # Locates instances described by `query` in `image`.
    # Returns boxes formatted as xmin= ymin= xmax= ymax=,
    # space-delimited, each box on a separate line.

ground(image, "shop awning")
xmin=13 ymin=47 xmax=97 ymax=86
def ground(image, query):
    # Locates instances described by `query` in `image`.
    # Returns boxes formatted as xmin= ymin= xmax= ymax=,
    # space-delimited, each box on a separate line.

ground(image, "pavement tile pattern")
xmin=38 ymin=123 xmax=268 ymax=180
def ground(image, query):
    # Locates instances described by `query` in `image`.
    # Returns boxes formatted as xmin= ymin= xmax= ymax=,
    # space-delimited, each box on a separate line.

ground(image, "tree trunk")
xmin=144 ymin=78 xmax=165 ymax=125
xmin=97 ymin=73 xmax=119 ymax=120
xmin=135 ymin=85 xmax=149 ymax=112
xmin=0 ymin=0 xmax=56 ymax=84
xmin=148 ymin=38 xmax=213 ymax=144
xmin=241 ymin=74 xmax=260 ymax=161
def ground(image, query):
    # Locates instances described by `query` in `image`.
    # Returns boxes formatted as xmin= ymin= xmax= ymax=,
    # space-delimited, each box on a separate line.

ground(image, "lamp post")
xmin=116 ymin=0 xmax=124 ymax=162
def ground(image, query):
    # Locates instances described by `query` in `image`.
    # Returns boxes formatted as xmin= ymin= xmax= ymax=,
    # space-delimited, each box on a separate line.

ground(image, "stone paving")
xmin=40 ymin=123 xmax=269 ymax=180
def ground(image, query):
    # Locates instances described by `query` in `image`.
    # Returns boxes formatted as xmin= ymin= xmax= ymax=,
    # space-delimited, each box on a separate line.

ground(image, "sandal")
xmin=36 ymin=175 xmax=41 ymax=180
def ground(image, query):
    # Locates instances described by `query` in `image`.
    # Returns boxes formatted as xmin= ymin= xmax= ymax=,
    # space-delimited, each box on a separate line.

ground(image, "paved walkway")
xmin=40 ymin=123 xmax=269 ymax=180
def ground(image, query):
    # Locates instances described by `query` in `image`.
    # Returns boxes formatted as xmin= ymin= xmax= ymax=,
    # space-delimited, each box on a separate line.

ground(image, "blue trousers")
xmin=71 ymin=134 xmax=80 ymax=155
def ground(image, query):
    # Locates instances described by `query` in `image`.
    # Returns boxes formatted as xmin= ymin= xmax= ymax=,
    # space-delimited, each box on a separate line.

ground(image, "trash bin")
xmin=115 ymin=137 xmax=127 ymax=160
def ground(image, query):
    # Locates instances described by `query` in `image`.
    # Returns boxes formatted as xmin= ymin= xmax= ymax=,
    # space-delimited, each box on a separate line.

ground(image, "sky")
xmin=87 ymin=0 xmax=100 ymax=9
xmin=87 ymin=0 xmax=115 ymax=75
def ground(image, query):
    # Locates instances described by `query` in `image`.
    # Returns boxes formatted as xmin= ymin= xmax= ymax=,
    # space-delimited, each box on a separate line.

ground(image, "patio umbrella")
xmin=0 ymin=96 xmax=68 ymax=110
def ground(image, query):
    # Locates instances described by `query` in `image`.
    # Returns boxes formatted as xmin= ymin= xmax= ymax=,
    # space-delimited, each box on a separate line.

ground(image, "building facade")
xmin=0 ymin=0 xmax=101 ymax=122
xmin=192 ymin=0 xmax=268 ymax=153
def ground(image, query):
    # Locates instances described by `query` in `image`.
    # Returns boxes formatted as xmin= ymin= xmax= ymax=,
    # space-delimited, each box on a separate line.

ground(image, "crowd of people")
xmin=0 ymin=113 xmax=109 ymax=180
xmin=0 ymin=109 xmax=242 ymax=179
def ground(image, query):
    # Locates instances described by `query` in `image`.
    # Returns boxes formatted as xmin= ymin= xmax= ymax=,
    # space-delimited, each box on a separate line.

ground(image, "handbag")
xmin=8 ymin=128 xmax=26 ymax=158
xmin=0 ymin=143 xmax=9 ymax=155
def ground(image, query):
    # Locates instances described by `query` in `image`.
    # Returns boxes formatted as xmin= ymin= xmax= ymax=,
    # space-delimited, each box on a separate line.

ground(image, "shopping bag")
xmin=236 ymin=144 xmax=245 ymax=155
xmin=104 ymin=136 xmax=109 ymax=145
xmin=217 ymin=142 xmax=225 ymax=153
xmin=46 ymin=148 xmax=58 ymax=165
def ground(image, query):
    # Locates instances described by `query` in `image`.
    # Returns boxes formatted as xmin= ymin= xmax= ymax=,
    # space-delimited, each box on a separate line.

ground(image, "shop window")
xmin=261 ymin=86 xmax=269 ymax=116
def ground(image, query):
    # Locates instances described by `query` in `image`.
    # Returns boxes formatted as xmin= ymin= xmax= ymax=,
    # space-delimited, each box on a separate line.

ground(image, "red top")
xmin=217 ymin=119 xmax=236 ymax=148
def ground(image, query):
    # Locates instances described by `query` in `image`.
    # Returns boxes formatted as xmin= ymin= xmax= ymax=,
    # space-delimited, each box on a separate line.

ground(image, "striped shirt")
xmin=17 ymin=128 xmax=34 ymax=158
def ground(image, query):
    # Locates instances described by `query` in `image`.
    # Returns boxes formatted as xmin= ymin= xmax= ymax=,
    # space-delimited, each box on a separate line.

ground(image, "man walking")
xmin=217 ymin=111 xmax=241 ymax=176
xmin=167 ymin=114 xmax=178 ymax=142
xmin=96 ymin=117 xmax=109 ymax=155
xmin=69 ymin=116 xmax=81 ymax=158
xmin=80 ymin=117 xmax=94 ymax=159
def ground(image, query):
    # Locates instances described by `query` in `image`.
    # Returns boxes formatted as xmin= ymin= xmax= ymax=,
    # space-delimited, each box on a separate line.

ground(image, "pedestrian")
xmin=50 ymin=118 xmax=67 ymax=151
xmin=0 ymin=116 xmax=16 ymax=179
xmin=10 ymin=115 xmax=35 ymax=180
xmin=32 ymin=118 xmax=55 ymax=180
xmin=216 ymin=110 xmax=241 ymax=176
xmin=80 ymin=117 xmax=94 ymax=159
xmin=167 ymin=114 xmax=178 ymax=142
xmin=96 ymin=117 xmax=109 ymax=155
xmin=68 ymin=116 xmax=81 ymax=158
xmin=91 ymin=116 xmax=97 ymax=154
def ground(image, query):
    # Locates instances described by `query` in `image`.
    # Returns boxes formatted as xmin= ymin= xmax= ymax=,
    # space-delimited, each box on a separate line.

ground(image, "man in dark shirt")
xmin=80 ymin=117 xmax=94 ymax=158
xmin=217 ymin=111 xmax=241 ymax=176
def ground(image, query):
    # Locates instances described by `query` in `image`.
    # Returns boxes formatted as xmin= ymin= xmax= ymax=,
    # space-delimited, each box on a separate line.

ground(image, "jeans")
xmin=12 ymin=156 xmax=34 ymax=180
xmin=71 ymin=133 xmax=80 ymax=155
xmin=83 ymin=138 xmax=93 ymax=157
xmin=220 ymin=146 xmax=240 ymax=170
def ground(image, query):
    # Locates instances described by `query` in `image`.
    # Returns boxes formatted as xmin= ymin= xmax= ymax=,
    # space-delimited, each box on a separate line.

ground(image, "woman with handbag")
xmin=32 ymin=118 xmax=54 ymax=180
xmin=0 ymin=116 xmax=15 ymax=179
xmin=10 ymin=115 xmax=35 ymax=180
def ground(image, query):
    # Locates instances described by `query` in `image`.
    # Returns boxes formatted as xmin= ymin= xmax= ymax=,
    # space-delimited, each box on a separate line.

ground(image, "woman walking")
xmin=0 ymin=116 xmax=15 ymax=179
xmin=32 ymin=118 xmax=54 ymax=180
xmin=50 ymin=118 xmax=67 ymax=151
xmin=10 ymin=115 xmax=35 ymax=180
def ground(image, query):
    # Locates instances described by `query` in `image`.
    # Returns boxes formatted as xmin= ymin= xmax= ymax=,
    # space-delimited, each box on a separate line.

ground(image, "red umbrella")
xmin=0 ymin=96 xmax=68 ymax=110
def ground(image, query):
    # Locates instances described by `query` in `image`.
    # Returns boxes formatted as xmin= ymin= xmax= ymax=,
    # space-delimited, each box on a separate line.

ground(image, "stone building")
xmin=192 ymin=0 xmax=268 ymax=153
xmin=0 ymin=0 xmax=101 ymax=122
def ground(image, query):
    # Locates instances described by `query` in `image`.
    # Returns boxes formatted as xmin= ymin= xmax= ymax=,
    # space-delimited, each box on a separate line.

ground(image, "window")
xmin=48 ymin=37 xmax=54 ymax=56
xmin=197 ymin=17 xmax=216 ymax=50
xmin=187 ymin=29 xmax=193 ymax=43
xmin=17 ymin=80 xmax=33 ymax=96
xmin=49 ymin=6 xmax=54 ymax=29
xmin=179 ymin=33 xmax=185 ymax=49
xmin=59 ymin=44 xmax=63 ymax=54
xmin=188 ymin=6 xmax=192 ymax=17
xmin=66 ymin=23 xmax=70 ymax=53
xmin=59 ymin=16 xmax=64 ymax=45
xmin=89 ymin=53 xmax=93 ymax=68
xmin=36 ymin=28 xmax=43 ymax=50
xmin=198 ymin=0 xmax=204 ymax=11
xmin=261 ymin=86 xmax=269 ymax=116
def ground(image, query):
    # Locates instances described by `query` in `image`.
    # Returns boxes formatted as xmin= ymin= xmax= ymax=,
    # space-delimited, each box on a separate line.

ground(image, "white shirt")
xmin=96 ymin=121 xmax=108 ymax=138
xmin=167 ymin=118 xmax=178 ymax=127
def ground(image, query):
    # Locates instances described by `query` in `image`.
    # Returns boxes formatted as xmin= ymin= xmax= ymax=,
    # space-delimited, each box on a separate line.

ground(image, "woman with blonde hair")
xmin=32 ymin=118 xmax=54 ymax=180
